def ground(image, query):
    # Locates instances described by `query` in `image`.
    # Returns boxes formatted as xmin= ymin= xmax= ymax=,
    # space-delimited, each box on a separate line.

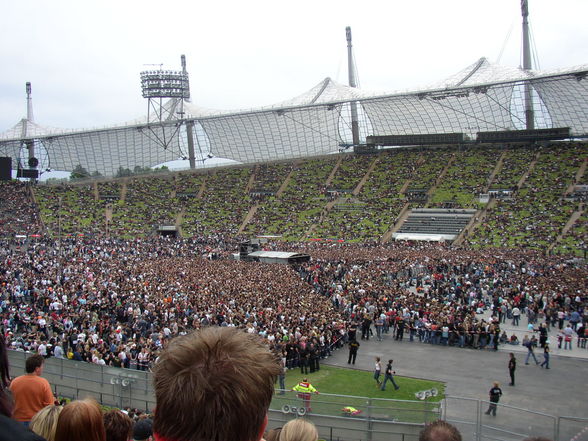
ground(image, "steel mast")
xmin=346 ymin=26 xmax=360 ymax=146
xmin=182 ymin=55 xmax=197 ymax=169
xmin=521 ymin=0 xmax=534 ymax=130
xmin=24 ymin=82 xmax=35 ymax=166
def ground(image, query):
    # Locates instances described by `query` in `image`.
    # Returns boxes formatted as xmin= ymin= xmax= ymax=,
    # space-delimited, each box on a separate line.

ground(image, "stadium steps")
xmin=484 ymin=150 xmax=507 ymax=192
xmin=93 ymin=182 xmax=99 ymax=200
xmin=452 ymin=202 xmax=493 ymax=246
xmin=426 ymin=153 xmax=455 ymax=198
xmin=399 ymin=178 xmax=412 ymax=195
xmin=352 ymin=157 xmax=378 ymax=196
xmin=120 ymin=181 xmax=128 ymax=202
xmin=394 ymin=208 xmax=476 ymax=240
xmin=547 ymin=205 xmax=585 ymax=255
xmin=305 ymin=199 xmax=337 ymax=238
xmin=245 ymin=170 xmax=256 ymax=193
xmin=104 ymin=205 xmax=113 ymax=234
xmin=381 ymin=202 xmax=410 ymax=243
xmin=175 ymin=207 xmax=185 ymax=235
xmin=276 ymin=169 xmax=294 ymax=198
xmin=197 ymin=179 xmax=206 ymax=199
xmin=566 ymin=157 xmax=587 ymax=195
xmin=576 ymin=157 xmax=587 ymax=182
xmin=237 ymin=204 xmax=259 ymax=235
xmin=27 ymin=186 xmax=50 ymax=237
xmin=517 ymin=151 xmax=541 ymax=189
xmin=324 ymin=156 xmax=343 ymax=187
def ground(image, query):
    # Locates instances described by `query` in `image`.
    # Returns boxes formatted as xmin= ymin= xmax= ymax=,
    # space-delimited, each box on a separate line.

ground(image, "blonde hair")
xmin=279 ymin=419 xmax=318 ymax=441
xmin=30 ymin=405 xmax=63 ymax=441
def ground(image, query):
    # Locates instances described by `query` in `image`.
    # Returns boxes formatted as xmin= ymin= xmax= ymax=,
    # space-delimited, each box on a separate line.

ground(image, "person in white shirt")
xmin=54 ymin=341 xmax=65 ymax=359
xmin=511 ymin=307 xmax=521 ymax=326
xmin=37 ymin=342 xmax=47 ymax=357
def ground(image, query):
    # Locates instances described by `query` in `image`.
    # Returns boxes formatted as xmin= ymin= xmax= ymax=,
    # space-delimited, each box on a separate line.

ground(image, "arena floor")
xmin=323 ymin=317 xmax=587 ymax=419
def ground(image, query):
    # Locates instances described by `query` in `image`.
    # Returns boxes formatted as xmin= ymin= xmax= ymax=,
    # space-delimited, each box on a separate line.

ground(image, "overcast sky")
xmin=1 ymin=0 xmax=587 ymax=132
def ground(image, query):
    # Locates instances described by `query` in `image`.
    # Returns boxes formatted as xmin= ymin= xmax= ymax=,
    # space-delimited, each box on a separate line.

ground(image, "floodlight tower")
xmin=521 ymin=0 xmax=534 ymax=130
xmin=140 ymin=55 xmax=196 ymax=168
xmin=346 ymin=26 xmax=360 ymax=146
xmin=21 ymin=82 xmax=39 ymax=177
xmin=24 ymin=82 xmax=35 ymax=162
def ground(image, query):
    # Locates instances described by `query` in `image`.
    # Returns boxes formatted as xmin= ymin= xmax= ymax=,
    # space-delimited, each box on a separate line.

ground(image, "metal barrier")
xmin=269 ymin=390 xmax=432 ymax=441
xmin=8 ymin=350 xmax=156 ymax=411
xmin=557 ymin=416 xmax=588 ymax=441
xmin=8 ymin=351 xmax=585 ymax=441
xmin=443 ymin=396 xmax=561 ymax=441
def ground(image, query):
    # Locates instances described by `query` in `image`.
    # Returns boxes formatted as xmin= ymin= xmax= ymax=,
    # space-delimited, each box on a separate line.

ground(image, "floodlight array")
xmin=140 ymin=71 xmax=190 ymax=99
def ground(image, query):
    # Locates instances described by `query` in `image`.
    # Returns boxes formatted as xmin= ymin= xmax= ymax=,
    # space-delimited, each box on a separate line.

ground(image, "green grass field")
xmin=270 ymin=365 xmax=444 ymax=423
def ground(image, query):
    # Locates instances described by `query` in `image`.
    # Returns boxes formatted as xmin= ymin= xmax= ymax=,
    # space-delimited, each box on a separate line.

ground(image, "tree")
xmin=115 ymin=166 xmax=132 ymax=178
xmin=70 ymin=164 xmax=90 ymax=180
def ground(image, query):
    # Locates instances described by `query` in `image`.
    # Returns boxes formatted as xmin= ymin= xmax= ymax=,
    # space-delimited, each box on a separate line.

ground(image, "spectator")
xmin=419 ymin=420 xmax=462 ymax=441
xmin=30 ymin=405 xmax=63 ymax=441
xmin=132 ymin=419 xmax=153 ymax=441
xmin=9 ymin=354 xmax=56 ymax=425
xmin=279 ymin=419 xmax=318 ymax=441
xmin=484 ymin=382 xmax=503 ymax=416
xmin=54 ymin=399 xmax=105 ymax=441
xmin=0 ymin=335 xmax=46 ymax=441
xmin=152 ymin=327 xmax=280 ymax=441
xmin=104 ymin=409 xmax=133 ymax=441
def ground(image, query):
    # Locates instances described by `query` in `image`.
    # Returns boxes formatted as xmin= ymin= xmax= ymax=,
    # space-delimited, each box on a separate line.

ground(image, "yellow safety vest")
xmin=293 ymin=382 xmax=316 ymax=393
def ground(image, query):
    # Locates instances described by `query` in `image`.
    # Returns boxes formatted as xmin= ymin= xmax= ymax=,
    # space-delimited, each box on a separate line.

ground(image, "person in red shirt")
xmin=9 ymin=354 xmax=55 ymax=425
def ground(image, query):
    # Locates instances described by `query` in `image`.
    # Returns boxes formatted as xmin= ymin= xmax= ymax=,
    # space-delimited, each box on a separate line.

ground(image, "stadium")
xmin=0 ymin=2 xmax=587 ymax=441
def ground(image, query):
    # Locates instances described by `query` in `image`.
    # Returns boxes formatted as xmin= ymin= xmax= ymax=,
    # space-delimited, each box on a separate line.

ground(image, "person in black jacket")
xmin=484 ymin=382 xmax=503 ymax=416
xmin=380 ymin=359 xmax=400 ymax=391
xmin=347 ymin=339 xmax=360 ymax=364
xmin=508 ymin=353 xmax=516 ymax=386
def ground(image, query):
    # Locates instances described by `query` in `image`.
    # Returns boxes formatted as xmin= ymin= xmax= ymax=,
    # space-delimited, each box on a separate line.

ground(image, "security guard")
xmin=292 ymin=378 xmax=319 ymax=413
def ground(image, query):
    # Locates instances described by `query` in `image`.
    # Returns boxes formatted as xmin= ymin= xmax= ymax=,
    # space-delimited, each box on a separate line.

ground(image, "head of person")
xmin=493 ymin=381 xmax=499 ymax=388
xmin=419 ymin=420 xmax=462 ymax=441
xmin=103 ymin=409 xmax=133 ymax=441
xmin=0 ymin=334 xmax=12 ymax=417
xmin=54 ymin=399 xmax=106 ymax=441
xmin=0 ymin=334 xmax=9 ymax=388
xmin=278 ymin=419 xmax=318 ymax=441
xmin=30 ymin=404 xmax=63 ymax=441
xmin=264 ymin=427 xmax=282 ymax=441
xmin=25 ymin=354 xmax=45 ymax=374
xmin=153 ymin=327 xmax=280 ymax=441
xmin=133 ymin=418 xmax=153 ymax=441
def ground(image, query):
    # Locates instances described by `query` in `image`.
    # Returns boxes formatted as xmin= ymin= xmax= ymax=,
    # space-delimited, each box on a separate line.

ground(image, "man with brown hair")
xmin=419 ymin=420 xmax=462 ymax=441
xmin=9 ymin=354 xmax=55 ymax=425
xmin=152 ymin=327 xmax=280 ymax=441
xmin=103 ymin=409 xmax=134 ymax=441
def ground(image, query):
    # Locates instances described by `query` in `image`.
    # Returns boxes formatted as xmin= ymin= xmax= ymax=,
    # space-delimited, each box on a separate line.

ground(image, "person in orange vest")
xmin=292 ymin=378 xmax=319 ymax=413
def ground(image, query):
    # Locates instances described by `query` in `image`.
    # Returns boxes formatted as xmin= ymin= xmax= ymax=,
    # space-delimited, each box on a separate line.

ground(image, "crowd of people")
xmin=0 ymin=317 xmax=559 ymax=441
xmin=0 ymin=231 xmax=585 ymax=374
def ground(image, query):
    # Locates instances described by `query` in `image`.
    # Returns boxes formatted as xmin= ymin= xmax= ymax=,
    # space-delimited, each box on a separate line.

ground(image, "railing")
xmin=8 ymin=351 xmax=586 ymax=441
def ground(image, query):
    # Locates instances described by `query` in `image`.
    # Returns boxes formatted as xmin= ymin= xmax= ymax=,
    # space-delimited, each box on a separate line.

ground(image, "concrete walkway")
xmin=322 ymin=320 xmax=588 ymax=421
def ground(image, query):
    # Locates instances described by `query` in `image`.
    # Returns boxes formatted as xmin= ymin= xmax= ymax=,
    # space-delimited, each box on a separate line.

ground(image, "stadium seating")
xmin=7 ymin=141 xmax=582 ymax=255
